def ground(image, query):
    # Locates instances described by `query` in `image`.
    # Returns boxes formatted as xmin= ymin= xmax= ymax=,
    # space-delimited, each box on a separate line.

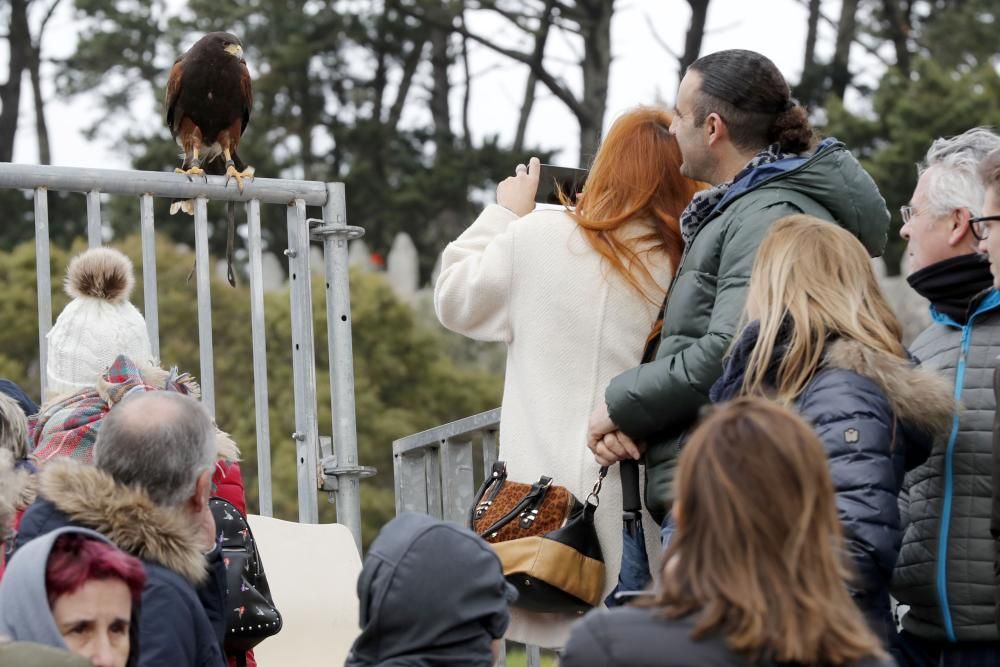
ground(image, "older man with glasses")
xmin=891 ymin=127 xmax=1000 ymax=666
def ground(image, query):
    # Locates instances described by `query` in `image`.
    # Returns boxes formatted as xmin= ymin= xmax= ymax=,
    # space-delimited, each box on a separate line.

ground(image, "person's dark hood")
xmin=346 ymin=513 xmax=517 ymax=667
xmin=716 ymin=138 xmax=890 ymax=257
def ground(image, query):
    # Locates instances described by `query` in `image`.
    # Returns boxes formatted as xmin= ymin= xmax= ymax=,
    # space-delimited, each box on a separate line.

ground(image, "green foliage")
xmin=820 ymin=0 xmax=1000 ymax=274
xmin=0 ymin=235 xmax=501 ymax=546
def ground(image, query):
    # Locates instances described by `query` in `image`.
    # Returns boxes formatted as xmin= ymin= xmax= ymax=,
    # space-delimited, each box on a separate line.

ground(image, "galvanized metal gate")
xmin=0 ymin=163 xmax=370 ymax=551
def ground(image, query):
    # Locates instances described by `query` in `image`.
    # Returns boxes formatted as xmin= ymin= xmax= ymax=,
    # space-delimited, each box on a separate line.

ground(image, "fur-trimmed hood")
xmin=824 ymin=338 xmax=956 ymax=442
xmin=35 ymin=459 xmax=207 ymax=584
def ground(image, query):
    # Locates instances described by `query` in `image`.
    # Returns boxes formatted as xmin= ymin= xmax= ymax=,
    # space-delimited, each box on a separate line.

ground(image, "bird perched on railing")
xmin=165 ymin=31 xmax=254 ymax=287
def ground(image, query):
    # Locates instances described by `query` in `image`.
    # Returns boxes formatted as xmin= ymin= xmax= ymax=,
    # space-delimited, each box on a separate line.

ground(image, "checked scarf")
xmin=29 ymin=355 xmax=196 ymax=465
xmin=680 ymin=142 xmax=790 ymax=246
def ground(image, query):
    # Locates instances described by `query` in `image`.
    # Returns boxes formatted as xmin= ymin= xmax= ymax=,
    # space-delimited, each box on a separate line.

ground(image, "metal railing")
xmin=0 ymin=163 xmax=371 ymax=551
xmin=393 ymin=408 xmax=548 ymax=667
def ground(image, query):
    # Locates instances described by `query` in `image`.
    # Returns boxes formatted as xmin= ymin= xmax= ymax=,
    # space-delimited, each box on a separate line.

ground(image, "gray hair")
xmin=0 ymin=394 xmax=27 ymax=460
xmin=920 ymin=127 xmax=1000 ymax=217
xmin=94 ymin=392 xmax=215 ymax=508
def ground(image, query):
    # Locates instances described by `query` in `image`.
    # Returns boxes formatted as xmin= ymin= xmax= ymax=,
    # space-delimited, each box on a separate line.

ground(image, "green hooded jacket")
xmin=604 ymin=139 xmax=890 ymax=522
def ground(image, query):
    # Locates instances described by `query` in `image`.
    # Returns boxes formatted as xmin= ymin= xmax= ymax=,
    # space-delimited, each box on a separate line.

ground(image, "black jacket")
xmin=14 ymin=460 xmax=226 ymax=667
xmin=711 ymin=326 xmax=954 ymax=638
xmin=561 ymin=606 xmax=895 ymax=667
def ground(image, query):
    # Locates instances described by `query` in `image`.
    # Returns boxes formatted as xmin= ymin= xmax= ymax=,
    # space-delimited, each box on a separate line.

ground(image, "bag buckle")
xmin=474 ymin=500 xmax=492 ymax=519
xmin=519 ymin=508 xmax=540 ymax=529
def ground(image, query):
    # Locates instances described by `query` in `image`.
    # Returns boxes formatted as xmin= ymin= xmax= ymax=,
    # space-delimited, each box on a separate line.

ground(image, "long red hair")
xmin=565 ymin=106 xmax=703 ymax=304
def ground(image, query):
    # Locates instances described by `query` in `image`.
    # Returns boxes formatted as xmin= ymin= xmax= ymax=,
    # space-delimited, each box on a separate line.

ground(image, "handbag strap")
xmin=616 ymin=316 xmax=661 ymax=512
xmin=469 ymin=461 xmax=508 ymax=528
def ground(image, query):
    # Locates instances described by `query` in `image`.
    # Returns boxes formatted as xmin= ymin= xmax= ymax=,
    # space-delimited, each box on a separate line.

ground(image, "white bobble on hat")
xmin=45 ymin=247 xmax=153 ymax=399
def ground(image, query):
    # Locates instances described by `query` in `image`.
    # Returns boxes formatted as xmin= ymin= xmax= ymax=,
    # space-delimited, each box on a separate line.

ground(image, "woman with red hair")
xmin=435 ymin=106 xmax=703 ymax=648
xmin=0 ymin=527 xmax=145 ymax=667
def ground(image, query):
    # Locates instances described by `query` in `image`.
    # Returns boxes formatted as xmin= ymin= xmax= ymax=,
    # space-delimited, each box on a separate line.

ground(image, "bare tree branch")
xmin=34 ymin=0 xmax=64 ymax=44
xmin=645 ymin=13 xmax=679 ymax=59
xmin=399 ymin=4 xmax=585 ymax=118
xmin=789 ymin=0 xmax=892 ymax=66
xmin=387 ymin=39 xmax=425 ymax=130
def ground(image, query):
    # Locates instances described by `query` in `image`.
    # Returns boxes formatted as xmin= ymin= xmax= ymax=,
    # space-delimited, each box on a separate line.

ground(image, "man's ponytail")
xmin=770 ymin=104 xmax=815 ymax=154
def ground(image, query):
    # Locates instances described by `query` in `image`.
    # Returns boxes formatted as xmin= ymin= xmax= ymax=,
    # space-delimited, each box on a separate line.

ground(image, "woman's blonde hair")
xmin=741 ymin=215 xmax=906 ymax=403
xmin=654 ymin=397 xmax=887 ymax=664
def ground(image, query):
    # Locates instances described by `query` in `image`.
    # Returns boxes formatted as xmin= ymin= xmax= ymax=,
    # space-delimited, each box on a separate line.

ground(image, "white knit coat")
xmin=433 ymin=204 xmax=668 ymax=649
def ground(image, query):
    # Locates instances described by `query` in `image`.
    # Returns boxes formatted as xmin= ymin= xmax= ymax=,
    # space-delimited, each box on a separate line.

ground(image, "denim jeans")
xmin=659 ymin=511 xmax=677 ymax=548
xmin=892 ymin=630 xmax=1000 ymax=667
xmin=603 ymin=516 xmax=652 ymax=607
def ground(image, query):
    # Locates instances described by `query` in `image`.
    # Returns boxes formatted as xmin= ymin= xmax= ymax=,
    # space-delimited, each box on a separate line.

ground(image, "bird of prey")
xmin=165 ymin=32 xmax=253 ymax=286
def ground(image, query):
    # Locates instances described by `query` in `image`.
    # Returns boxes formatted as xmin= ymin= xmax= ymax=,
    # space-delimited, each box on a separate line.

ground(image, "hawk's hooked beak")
xmin=224 ymin=44 xmax=244 ymax=61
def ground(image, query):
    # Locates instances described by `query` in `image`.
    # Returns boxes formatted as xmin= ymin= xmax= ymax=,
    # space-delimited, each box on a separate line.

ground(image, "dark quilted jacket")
xmin=711 ymin=329 xmax=953 ymax=640
xmin=892 ymin=290 xmax=1000 ymax=642
xmin=562 ymin=606 xmax=895 ymax=667
xmin=604 ymin=140 xmax=890 ymax=522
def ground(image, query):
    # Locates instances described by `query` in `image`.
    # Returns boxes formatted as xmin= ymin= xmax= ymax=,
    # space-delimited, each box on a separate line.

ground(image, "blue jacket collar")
xmin=930 ymin=288 xmax=1000 ymax=328
xmin=715 ymin=137 xmax=841 ymax=212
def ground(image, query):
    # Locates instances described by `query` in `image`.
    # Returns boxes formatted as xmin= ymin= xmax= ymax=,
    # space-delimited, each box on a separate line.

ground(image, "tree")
xmin=427 ymin=0 xmax=616 ymax=165
xmin=820 ymin=0 xmax=1000 ymax=275
xmin=0 ymin=0 xmax=31 ymax=161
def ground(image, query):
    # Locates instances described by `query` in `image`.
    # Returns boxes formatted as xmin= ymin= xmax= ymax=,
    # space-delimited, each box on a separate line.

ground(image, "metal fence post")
xmin=286 ymin=199 xmax=320 ymax=524
xmin=246 ymin=199 xmax=274 ymax=517
xmin=321 ymin=182 xmax=363 ymax=550
xmin=34 ymin=188 xmax=51 ymax=400
xmin=86 ymin=190 xmax=102 ymax=247
xmin=139 ymin=194 xmax=160 ymax=364
xmin=440 ymin=438 xmax=474 ymax=523
xmin=192 ymin=196 xmax=216 ymax=417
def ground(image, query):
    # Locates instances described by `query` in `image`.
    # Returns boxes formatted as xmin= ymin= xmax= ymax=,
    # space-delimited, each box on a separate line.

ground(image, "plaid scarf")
xmin=29 ymin=355 xmax=194 ymax=465
xmin=680 ymin=143 xmax=790 ymax=246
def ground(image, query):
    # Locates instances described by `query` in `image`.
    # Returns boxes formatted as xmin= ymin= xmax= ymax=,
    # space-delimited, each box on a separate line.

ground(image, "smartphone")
xmin=535 ymin=164 xmax=589 ymax=205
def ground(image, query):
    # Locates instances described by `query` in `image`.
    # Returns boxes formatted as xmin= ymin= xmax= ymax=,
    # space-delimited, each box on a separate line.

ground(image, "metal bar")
xmin=424 ymin=448 xmax=443 ymax=519
xmin=286 ymin=199 xmax=320 ymax=523
xmin=246 ymin=199 xmax=274 ymax=517
xmin=395 ymin=451 xmax=430 ymax=515
xmin=193 ymin=197 xmax=215 ymax=417
xmin=498 ymin=642 xmax=507 ymax=667
xmin=34 ymin=188 xmax=51 ymax=400
xmin=482 ymin=429 xmax=499 ymax=472
xmin=393 ymin=407 xmax=502 ymax=455
xmin=139 ymin=195 xmax=160 ymax=364
xmin=322 ymin=182 xmax=363 ymax=550
xmin=440 ymin=438 xmax=474 ymax=523
xmin=0 ymin=163 xmax=328 ymax=205
xmin=526 ymin=645 xmax=541 ymax=667
xmin=86 ymin=190 xmax=102 ymax=247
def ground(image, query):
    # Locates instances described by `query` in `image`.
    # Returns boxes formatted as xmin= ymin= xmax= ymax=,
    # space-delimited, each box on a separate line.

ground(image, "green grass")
xmin=502 ymin=645 xmax=559 ymax=667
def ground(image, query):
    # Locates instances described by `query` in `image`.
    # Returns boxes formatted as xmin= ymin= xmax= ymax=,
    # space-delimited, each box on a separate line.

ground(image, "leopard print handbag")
xmin=469 ymin=461 xmax=607 ymax=614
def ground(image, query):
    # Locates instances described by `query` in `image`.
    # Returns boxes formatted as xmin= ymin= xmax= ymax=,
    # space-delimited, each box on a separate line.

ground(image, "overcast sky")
xmin=4 ymin=0 xmax=875 ymax=170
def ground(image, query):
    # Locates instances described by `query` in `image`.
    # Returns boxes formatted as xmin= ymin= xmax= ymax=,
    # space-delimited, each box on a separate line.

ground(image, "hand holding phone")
xmin=535 ymin=164 xmax=589 ymax=205
xmin=496 ymin=157 xmax=541 ymax=217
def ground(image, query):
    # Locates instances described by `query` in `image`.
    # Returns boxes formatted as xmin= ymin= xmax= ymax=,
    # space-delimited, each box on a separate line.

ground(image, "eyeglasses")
xmin=970 ymin=215 xmax=1000 ymax=241
xmin=900 ymin=205 xmax=918 ymax=225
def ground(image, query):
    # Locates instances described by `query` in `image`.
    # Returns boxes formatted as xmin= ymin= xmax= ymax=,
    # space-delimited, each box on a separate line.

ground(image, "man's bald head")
xmin=95 ymin=392 xmax=215 ymax=508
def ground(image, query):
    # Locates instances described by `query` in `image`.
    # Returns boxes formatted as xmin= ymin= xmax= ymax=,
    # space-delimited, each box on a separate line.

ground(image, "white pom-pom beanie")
xmin=45 ymin=247 xmax=153 ymax=399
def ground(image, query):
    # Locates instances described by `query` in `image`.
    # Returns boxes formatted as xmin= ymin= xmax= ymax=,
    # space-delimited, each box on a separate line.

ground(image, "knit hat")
xmin=45 ymin=248 xmax=153 ymax=400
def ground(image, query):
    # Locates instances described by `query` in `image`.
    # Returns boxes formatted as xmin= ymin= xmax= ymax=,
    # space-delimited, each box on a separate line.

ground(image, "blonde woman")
xmin=434 ymin=107 xmax=702 ymax=648
xmin=709 ymin=215 xmax=954 ymax=644
xmin=562 ymin=398 xmax=894 ymax=666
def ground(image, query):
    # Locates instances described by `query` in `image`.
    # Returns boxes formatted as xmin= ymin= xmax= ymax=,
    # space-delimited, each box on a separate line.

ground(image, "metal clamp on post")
xmin=318 ymin=436 xmax=376 ymax=492
xmin=307 ymin=218 xmax=365 ymax=243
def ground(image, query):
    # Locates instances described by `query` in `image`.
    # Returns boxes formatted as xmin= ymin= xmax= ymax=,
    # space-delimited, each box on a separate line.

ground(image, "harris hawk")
xmin=165 ymin=32 xmax=254 ymax=286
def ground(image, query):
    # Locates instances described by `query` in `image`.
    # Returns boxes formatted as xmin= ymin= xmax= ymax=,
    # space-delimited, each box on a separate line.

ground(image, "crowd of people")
xmin=2 ymin=45 xmax=1000 ymax=667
